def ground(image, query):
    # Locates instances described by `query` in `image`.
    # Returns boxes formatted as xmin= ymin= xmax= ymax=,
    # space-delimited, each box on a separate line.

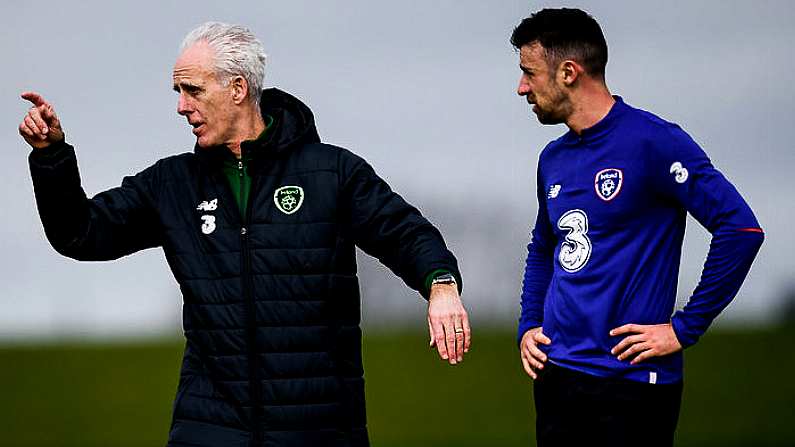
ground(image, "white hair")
xmin=181 ymin=22 xmax=268 ymax=108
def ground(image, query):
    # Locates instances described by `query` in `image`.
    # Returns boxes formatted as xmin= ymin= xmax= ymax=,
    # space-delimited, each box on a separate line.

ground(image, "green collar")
xmin=222 ymin=114 xmax=274 ymax=166
xmin=250 ymin=114 xmax=275 ymax=146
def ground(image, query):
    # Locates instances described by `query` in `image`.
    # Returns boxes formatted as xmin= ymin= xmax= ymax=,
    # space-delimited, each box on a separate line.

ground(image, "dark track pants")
xmin=533 ymin=363 xmax=683 ymax=447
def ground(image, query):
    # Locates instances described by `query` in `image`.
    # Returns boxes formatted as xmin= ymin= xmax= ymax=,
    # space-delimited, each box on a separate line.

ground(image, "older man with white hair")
xmin=20 ymin=22 xmax=469 ymax=447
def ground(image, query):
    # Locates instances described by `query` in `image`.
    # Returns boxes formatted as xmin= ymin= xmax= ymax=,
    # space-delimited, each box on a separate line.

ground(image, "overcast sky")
xmin=2 ymin=1 xmax=793 ymax=340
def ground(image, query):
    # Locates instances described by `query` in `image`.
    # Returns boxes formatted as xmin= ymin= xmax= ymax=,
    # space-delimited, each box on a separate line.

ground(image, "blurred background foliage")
xmin=1 ymin=325 xmax=793 ymax=447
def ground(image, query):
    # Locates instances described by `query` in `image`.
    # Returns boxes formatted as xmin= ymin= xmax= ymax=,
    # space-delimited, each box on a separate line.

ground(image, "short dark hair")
xmin=511 ymin=8 xmax=608 ymax=78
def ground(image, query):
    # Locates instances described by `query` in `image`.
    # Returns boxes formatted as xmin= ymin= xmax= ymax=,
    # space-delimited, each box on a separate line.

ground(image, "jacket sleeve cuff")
xmin=423 ymin=269 xmax=449 ymax=294
xmin=29 ymin=140 xmax=72 ymax=165
xmin=422 ymin=268 xmax=462 ymax=299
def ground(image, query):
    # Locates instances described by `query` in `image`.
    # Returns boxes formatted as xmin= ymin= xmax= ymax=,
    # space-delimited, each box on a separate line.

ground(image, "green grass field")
xmin=1 ymin=326 xmax=793 ymax=447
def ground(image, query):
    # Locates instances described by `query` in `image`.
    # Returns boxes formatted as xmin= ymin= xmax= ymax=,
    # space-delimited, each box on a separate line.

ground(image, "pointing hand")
xmin=19 ymin=91 xmax=65 ymax=149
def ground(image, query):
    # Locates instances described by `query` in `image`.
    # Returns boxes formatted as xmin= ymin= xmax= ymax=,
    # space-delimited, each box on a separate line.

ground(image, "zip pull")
xmin=238 ymin=160 xmax=244 ymax=178
xmin=240 ymin=226 xmax=248 ymax=236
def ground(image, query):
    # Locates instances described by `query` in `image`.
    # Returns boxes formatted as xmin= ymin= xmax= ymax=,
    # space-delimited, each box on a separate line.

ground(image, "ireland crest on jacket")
xmin=594 ymin=168 xmax=623 ymax=201
xmin=274 ymin=186 xmax=304 ymax=215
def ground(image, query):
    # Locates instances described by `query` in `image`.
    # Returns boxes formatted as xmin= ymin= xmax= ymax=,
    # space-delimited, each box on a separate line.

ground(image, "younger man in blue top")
xmin=513 ymin=8 xmax=763 ymax=447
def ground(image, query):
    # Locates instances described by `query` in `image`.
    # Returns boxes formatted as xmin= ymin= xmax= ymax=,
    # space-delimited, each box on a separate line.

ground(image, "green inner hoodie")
xmin=221 ymin=114 xmax=274 ymax=219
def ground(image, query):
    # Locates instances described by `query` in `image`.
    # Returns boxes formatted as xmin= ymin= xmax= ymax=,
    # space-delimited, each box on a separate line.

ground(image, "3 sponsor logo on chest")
xmin=594 ymin=168 xmax=623 ymax=201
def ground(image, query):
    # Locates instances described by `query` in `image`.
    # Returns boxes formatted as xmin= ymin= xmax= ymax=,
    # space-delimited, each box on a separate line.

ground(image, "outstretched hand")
xmin=427 ymin=284 xmax=470 ymax=365
xmin=19 ymin=91 xmax=64 ymax=149
xmin=610 ymin=323 xmax=682 ymax=365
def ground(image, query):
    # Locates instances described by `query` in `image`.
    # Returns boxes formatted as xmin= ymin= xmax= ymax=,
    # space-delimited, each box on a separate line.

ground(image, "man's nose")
xmin=517 ymin=77 xmax=530 ymax=96
xmin=177 ymin=94 xmax=190 ymax=115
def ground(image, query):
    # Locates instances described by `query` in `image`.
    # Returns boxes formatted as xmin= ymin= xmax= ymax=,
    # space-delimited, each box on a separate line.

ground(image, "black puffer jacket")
xmin=29 ymin=89 xmax=461 ymax=447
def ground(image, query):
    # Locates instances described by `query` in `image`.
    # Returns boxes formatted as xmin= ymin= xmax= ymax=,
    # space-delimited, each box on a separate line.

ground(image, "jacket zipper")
xmin=239 ymin=157 xmax=264 ymax=446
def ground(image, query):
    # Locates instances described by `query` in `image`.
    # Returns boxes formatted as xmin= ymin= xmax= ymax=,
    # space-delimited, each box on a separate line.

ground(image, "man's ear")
xmin=230 ymin=76 xmax=248 ymax=105
xmin=558 ymin=60 xmax=583 ymax=87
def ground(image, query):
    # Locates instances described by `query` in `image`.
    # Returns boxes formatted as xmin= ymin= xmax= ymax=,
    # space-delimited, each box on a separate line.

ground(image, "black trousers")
xmin=533 ymin=363 xmax=683 ymax=447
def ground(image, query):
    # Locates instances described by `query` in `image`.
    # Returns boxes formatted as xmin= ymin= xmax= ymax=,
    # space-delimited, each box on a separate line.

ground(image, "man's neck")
xmin=227 ymin=107 xmax=266 ymax=158
xmin=566 ymin=84 xmax=615 ymax=135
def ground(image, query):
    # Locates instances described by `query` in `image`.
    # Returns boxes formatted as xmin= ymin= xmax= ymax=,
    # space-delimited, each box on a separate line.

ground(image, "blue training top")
xmin=518 ymin=97 xmax=764 ymax=384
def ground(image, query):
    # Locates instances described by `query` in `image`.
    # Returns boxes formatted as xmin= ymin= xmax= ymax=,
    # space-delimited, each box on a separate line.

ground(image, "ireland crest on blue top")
xmin=594 ymin=168 xmax=623 ymax=201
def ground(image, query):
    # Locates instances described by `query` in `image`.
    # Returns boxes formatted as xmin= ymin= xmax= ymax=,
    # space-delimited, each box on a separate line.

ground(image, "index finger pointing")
xmin=21 ymin=91 xmax=48 ymax=108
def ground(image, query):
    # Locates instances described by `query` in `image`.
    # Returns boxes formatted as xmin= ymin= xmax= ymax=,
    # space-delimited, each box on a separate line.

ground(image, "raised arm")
xmin=21 ymin=92 xmax=163 ymax=261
